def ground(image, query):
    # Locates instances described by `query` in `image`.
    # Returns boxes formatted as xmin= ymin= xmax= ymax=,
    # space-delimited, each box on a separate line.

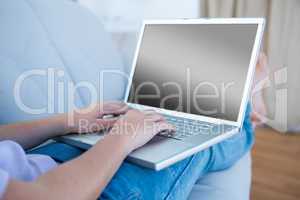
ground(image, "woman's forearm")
xmin=2 ymin=108 xmax=173 ymax=200
xmin=0 ymin=101 xmax=127 ymax=149
xmin=3 ymin=133 xmax=130 ymax=200
xmin=0 ymin=115 xmax=67 ymax=149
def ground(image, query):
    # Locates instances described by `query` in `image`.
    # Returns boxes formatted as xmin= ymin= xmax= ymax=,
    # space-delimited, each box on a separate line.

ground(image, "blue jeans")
xmin=30 ymin=105 xmax=254 ymax=200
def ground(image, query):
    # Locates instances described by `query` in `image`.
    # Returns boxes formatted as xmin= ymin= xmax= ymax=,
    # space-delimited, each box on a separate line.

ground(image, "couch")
xmin=0 ymin=0 xmax=251 ymax=199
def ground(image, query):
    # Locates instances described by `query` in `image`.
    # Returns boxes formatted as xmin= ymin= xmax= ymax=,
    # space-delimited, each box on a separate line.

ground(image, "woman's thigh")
xmin=100 ymin=150 xmax=211 ymax=200
xmin=29 ymin=105 xmax=253 ymax=200
xmin=101 ymin=124 xmax=253 ymax=200
xmin=29 ymin=124 xmax=252 ymax=200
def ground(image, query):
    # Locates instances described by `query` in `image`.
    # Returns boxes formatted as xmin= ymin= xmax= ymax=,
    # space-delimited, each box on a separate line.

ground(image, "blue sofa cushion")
xmin=0 ymin=1 xmax=251 ymax=199
xmin=0 ymin=0 xmax=126 ymax=124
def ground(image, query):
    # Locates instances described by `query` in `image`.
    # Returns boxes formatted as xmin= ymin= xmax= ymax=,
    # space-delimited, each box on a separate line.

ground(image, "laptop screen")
xmin=128 ymin=23 xmax=258 ymax=122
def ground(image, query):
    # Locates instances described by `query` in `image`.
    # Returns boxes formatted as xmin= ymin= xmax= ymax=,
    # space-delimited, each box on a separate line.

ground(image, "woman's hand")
xmin=65 ymin=102 xmax=128 ymax=134
xmin=108 ymin=109 xmax=175 ymax=153
xmin=2 ymin=109 xmax=174 ymax=200
xmin=1 ymin=106 xmax=174 ymax=200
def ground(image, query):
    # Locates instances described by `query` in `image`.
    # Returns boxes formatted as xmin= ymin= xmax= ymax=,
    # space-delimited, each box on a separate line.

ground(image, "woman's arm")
xmin=4 ymin=132 xmax=129 ymax=200
xmin=2 ymin=108 xmax=174 ymax=200
xmin=0 ymin=114 xmax=67 ymax=149
xmin=0 ymin=102 xmax=127 ymax=149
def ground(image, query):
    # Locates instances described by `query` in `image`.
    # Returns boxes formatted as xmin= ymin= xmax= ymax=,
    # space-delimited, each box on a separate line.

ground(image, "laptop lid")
xmin=125 ymin=18 xmax=265 ymax=127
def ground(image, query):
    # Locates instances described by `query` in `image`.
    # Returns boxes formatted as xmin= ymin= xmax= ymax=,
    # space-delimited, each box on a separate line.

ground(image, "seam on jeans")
xmin=124 ymin=191 xmax=142 ymax=200
xmin=168 ymin=166 xmax=179 ymax=179
xmin=101 ymin=187 xmax=142 ymax=200
xmin=163 ymin=155 xmax=197 ymax=200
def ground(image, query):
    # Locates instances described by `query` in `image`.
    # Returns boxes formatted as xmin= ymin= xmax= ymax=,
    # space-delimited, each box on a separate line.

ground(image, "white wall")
xmin=80 ymin=0 xmax=200 ymax=31
xmin=79 ymin=0 xmax=200 ymax=72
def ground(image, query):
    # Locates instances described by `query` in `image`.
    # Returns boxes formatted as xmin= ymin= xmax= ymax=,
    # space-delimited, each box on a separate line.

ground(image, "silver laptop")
xmin=57 ymin=18 xmax=265 ymax=170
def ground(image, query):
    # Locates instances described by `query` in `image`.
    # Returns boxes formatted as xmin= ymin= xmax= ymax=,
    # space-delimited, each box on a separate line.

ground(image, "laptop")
xmin=57 ymin=18 xmax=265 ymax=170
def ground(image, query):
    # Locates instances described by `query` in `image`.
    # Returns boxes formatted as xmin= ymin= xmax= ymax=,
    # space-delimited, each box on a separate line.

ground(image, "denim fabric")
xmin=1 ymin=1 xmax=253 ymax=199
xmin=100 ymin=104 xmax=254 ymax=200
xmin=28 ymin=142 xmax=84 ymax=163
xmin=31 ymin=104 xmax=253 ymax=200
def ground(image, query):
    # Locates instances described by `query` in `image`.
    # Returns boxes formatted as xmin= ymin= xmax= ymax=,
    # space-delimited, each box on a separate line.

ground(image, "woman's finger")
xmin=143 ymin=110 xmax=156 ymax=115
xmin=146 ymin=113 xmax=165 ymax=122
xmin=100 ymin=102 xmax=129 ymax=116
xmin=154 ymin=121 xmax=176 ymax=133
xmin=96 ymin=118 xmax=118 ymax=130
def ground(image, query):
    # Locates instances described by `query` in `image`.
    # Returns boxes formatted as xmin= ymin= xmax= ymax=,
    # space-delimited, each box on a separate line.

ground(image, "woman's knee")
xmin=208 ymin=121 xmax=254 ymax=171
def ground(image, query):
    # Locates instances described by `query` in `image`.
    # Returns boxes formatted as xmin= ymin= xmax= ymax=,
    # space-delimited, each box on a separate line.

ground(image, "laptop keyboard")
xmin=160 ymin=115 xmax=221 ymax=140
xmin=62 ymin=115 xmax=234 ymax=143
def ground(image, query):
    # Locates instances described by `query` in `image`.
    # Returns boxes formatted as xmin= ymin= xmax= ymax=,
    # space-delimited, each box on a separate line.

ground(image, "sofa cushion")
xmin=0 ymin=0 xmax=126 ymax=124
xmin=189 ymin=152 xmax=251 ymax=200
xmin=0 ymin=1 xmax=252 ymax=199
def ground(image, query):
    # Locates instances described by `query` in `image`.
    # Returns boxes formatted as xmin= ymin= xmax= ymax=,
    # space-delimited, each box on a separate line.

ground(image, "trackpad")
xmin=128 ymin=136 xmax=193 ymax=164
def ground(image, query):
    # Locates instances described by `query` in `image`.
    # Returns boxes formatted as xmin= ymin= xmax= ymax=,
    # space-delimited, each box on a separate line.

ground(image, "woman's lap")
xmin=28 ymin=125 xmax=253 ymax=200
xmin=101 ymin=105 xmax=254 ymax=200
xmin=100 ymin=151 xmax=211 ymax=200
xmin=30 ymin=105 xmax=254 ymax=200
xmin=100 ymin=124 xmax=253 ymax=200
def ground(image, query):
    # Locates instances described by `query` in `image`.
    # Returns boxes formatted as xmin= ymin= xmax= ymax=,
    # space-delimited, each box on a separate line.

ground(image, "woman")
xmin=0 ymin=101 xmax=253 ymax=200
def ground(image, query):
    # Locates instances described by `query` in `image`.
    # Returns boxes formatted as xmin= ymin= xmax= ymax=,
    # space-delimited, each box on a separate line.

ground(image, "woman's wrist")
xmin=50 ymin=113 xmax=70 ymax=136
xmin=94 ymin=132 xmax=132 ymax=158
xmin=106 ymin=127 xmax=134 ymax=155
